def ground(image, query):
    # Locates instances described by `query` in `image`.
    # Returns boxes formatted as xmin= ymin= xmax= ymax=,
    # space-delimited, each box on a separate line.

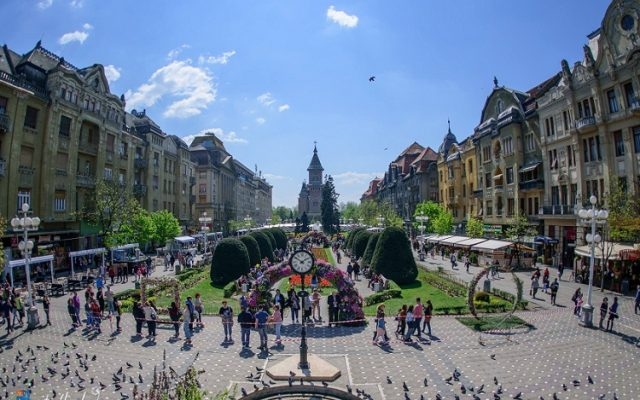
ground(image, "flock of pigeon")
xmin=0 ymin=341 xmax=146 ymax=399
xmin=238 ymin=356 xmax=622 ymax=400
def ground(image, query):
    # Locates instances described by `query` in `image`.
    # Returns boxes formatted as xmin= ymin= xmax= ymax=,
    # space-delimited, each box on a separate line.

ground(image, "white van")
xmin=167 ymin=236 xmax=197 ymax=257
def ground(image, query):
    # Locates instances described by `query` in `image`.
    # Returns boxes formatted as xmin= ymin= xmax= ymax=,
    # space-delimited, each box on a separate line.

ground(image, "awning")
xmin=519 ymin=163 xmax=541 ymax=173
xmin=174 ymin=236 xmax=195 ymax=243
xmin=439 ymin=236 xmax=470 ymax=245
xmin=471 ymin=239 xmax=513 ymax=251
xmin=454 ymin=238 xmax=488 ymax=248
xmin=574 ymin=241 xmax=636 ymax=260
xmin=8 ymin=255 xmax=55 ymax=268
xmin=493 ymin=174 xmax=503 ymax=180
xmin=426 ymin=235 xmax=452 ymax=243
xmin=69 ymin=247 xmax=107 ymax=257
xmin=534 ymin=235 xmax=559 ymax=245
xmin=112 ymin=243 xmax=139 ymax=251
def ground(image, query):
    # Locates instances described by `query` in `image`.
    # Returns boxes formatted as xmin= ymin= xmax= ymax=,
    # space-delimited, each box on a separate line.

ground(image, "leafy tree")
xmin=299 ymin=212 xmax=310 ymax=233
xmin=239 ymin=235 xmax=261 ymax=267
xmin=361 ymin=232 xmax=380 ymax=267
xmin=353 ymin=230 xmax=372 ymax=259
xmin=607 ymin=178 xmax=640 ymax=242
xmin=414 ymin=201 xmax=445 ymax=234
xmin=339 ymin=202 xmax=360 ymax=224
xmin=76 ymin=179 xmax=140 ymax=238
xmin=151 ymin=210 xmax=182 ymax=247
xmin=433 ymin=210 xmax=454 ymax=235
xmin=346 ymin=227 xmax=366 ymax=253
xmin=272 ymin=206 xmax=295 ymax=223
xmin=108 ymin=208 xmax=155 ymax=248
xmin=249 ymin=231 xmax=274 ymax=262
xmin=505 ymin=213 xmax=538 ymax=269
xmin=321 ymin=175 xmax=340 ymax=234
xmin=371 ymin=227 xmax=418 ymax=284
xmin=466 ymin=216 xmax=484 ymax=238
xmin=210 ymin=238 xmax=250 ymax=284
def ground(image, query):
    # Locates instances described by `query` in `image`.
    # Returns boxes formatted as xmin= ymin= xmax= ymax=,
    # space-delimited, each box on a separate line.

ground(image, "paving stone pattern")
xmin=0 ymin=253 xmax=638 ymax=400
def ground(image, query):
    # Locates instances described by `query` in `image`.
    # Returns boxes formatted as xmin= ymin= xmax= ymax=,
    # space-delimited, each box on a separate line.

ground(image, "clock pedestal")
xmin=266 ymin=354 xmax=341 ymax=382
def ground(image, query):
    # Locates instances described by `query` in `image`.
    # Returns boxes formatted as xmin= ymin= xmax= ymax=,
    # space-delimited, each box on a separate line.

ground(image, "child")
xmin=576 ymin=294 xmax=584 ymax=317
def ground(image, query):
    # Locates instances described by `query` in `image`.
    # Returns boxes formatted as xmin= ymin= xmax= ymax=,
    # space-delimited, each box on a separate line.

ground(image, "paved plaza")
xmin=1 ymin=253 xmax=639 ymax=400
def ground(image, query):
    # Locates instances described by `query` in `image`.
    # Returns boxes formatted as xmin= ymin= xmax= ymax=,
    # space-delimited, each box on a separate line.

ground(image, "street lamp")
xmin=198 ymin=212 xmax=212 ymax=254
xmin=10 ymin=202 xmax=41 ymax=329
xmin=577 ymin=195 xmax=609 ymax=328
xmin=416 ymin=213 xmax=429 ymax=237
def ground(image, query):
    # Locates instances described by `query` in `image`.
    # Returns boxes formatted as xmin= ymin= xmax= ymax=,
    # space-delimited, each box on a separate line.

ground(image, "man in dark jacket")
xmin=327 ymin=291 xmax=340 ymax=327
xmin=132 ymin=302 xmax=145 ymax=337
xmin=237 ymin=307 xmax=255 ymax=349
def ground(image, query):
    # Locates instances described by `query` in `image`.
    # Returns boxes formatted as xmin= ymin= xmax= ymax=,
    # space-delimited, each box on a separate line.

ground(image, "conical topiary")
xmin=370 ymin=227 xmax=417 ymax=284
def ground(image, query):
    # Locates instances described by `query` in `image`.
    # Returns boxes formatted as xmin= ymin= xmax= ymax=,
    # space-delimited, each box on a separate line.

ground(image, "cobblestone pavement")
xmin=0 ymin=254 xmax=638 ymax=400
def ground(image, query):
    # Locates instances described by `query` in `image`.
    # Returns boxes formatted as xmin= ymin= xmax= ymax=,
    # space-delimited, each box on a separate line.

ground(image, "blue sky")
xmin=2 ymin=1 xmax=610 ymax=208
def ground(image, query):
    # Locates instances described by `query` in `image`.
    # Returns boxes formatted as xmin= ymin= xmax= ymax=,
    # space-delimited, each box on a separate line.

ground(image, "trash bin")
xmin=26 ymin=306 xmax=40 ymax=329
xmin=483 ymin=279 xmax=491 ymax=293
xmin=419 ymin=252 xmax=425 ymax=261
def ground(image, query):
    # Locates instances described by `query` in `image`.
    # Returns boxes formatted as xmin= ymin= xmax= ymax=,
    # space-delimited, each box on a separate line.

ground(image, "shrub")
xmin=223 ymin=281 xmax=237 ymax=298
xmin=239 ymin=235 xmax=261 ymax=267
xmin=262 ymin=230 xmax=277 ymax=252
xmin=364 ymin=289 xmax=402 ymax=306
xmin=469 ymin=252 xmax=478 ymax=265
xmin=361 ymin=233 xmax=380 ymax=267
xmin=474 ymin=291 xmax=491 ymax=303
xmin=353 ymin=230 xmax=372 ymax=260
xmin=370 ymin=227 xmax=417 ymax=285
xmin=210 ymin=238 xmax=250 ymax=285
xmin=346 ymin=227 xmax=365 ymax=253
xmin=249 ymin=231 xmax=274 ymax=262
xmin=268 ymin=228 xmax=288 ymax=251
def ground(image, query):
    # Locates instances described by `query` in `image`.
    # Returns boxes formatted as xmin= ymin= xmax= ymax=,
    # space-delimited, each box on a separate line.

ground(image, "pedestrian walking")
xmin=571 ymin=288 xmax=582 ymax=316
xmin=403 ymin=305 xmax=415 ymax=342
xmin=42 ymin=295 xmax=51 ymax=326
xmin=183 ymin=300 xmax=193 ymax=345
xmin=606 ymin=297 xmax=619 ymax=332
xmin=598 ymin=297 xmax=608 ymax=329
xmin=422 ymin=299 xmax=433 ymax=337
xmin=194 ymin=293 xmax=204 ymax=328
xmin=238 ymin=306 xmax=254 ymax=349
xmin=550 ymin=278 xmax=559 ymax=306
xmin=395 ymin=305 xmax=407 ymax=338
xmin=413 ymin=298 xmax=424 ymax=339
xmin=219 ymin=300 xmax=234 ymax=343
xmin=186 ymin=296 xmax=196 ymax=332
xmin=271 ymin=304 xmax=283 ymax=345
xmin=372 ymin=304 xmax=388 ymax=346
xmin=133 ymin=301 xmax=145 ymax=337
xmin=531 ymin=277 xmax=540 ymax=299
xmin=254 ymin=305 xmax=270 ymax=351
xmin=168 ymin=301 xmax=181 ymax=338
xmin=558 ymin=263 xmax=565 ymax=281
xmin=114 ymin=300 xmax=122 ymax=332
xmin=143 ymin=301 xmax=157 ymax=339
xmin=327 ymin=291 xmax=340 ymax=327
xmin=1 ymin=298 xmax=13 ymax=334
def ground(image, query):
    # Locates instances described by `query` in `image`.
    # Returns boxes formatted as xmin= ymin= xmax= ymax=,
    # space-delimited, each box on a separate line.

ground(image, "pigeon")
xmin=245 ymin=373 xmax=254 ymax=380
xmin=78 ymin=383 xmax=85 ymax=391
xmin=300 ymin=378 xmax=304 ymax=386
xmin=256 ymin=366 xmax=264 ymax=372
xmin=138 ymin=362 xmax=143 ymax=370
xmin=436 ymin=394 xmax=443 ymax=400
xmin=424 ymin=378 xmax=428 ymax=387
xmin=99 ymin=382 xmax=106 ymax=390
xmin=562 ymin=383 xmax=567 ymax=391
xmin=52 ymin=390 xmax=57 ymax=398
xmin=322 ymin=381 xmax=328 ymax=387
xmin=478 ymin=384 xmax=485 ymax=393
xmin=404 ymin=392 xmax=410 ymax=400
xmin=572 ymin=380 xmax=580 ymax=386
xmin=72 ymin=343 xmax=78 ymax=349
xmin=129 ymin=376 xmax=134 ymax=384
xmin=597 ymin=395 xmax=605 ymax=400
xmin=420 ymin=395 xmax=425 ymax=400
xmin=120 ymin=393 xmax=129 ymax=400
xmin=138 ymin=374 xmax=143 ymax=384
xmin=494 ymin=377 xmax=499 ymax=385
xmin=114 ymin=384 xmax=122 ymax=391
xmin=369 ymin=76 xmax=375 ymax=82
xmin=588 ymin=375 xmax=594 ymax=384
xmin=472 ymin=395 xmax=481 ymax=400
xmin=288 ymin=377 xmax=293 ymax=387
xmin=387 ymin=376 xmax=392 ymax=384
xmin=513 ymin=392 xmax=522 ymax=400
xmin=253 ymin=384 xmax=259 ymax=391
xmin=346 ymin=385 xmax=352 ymax=394
xmin=553 ymin=394 xmax=559 ymax=400
xmin=461 ymin=384 xmax=467 ymax=394
xmin=494 ymin=394 xmax=501 ymax=400
xmin=490 ymin=354 xmax=496 ymax=360
xmin=91 ymin=355 xmax=97 ymax=361
xmin=445 ymin=376 xmax=453 ymax=384
xmin=403 ymin=381 xmax=409 ymax=391
xmin=614 ymin=393 xmax=619 ymax=400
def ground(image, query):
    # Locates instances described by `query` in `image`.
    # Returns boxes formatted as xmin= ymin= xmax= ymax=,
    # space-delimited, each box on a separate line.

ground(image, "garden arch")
xmin=140 ymin=276 xmax=182 ymax=306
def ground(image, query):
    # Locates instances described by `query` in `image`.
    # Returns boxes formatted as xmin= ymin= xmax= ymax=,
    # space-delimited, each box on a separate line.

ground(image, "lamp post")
xmin=577 ymin=195 xmax=609 ymax=328
xmin=198 ymin=212 xmax=212 ymax=254
xmin=416 ymin=214 xmax=429 ymax=237
xmin=10 ymin=203 xmax=41 ymax=329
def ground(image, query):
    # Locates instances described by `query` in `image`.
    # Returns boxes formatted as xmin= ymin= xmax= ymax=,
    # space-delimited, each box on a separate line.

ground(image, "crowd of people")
xmin=371 ymin=297 xmax=435 ymax=346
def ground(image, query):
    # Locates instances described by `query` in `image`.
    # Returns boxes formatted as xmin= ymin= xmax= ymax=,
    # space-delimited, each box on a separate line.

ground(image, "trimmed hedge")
xmin=210 ymin=238 xmax=251 ymax=285
xmin=250 ymin=231 xmax=274 ymax=262
xmin=223 ymin=281 xmax=237 ymax=298
xmin=360 ymin=232 xmax=380 ymax=267
xmin=370 ymin=227 xmax=417 ymax=284
xmin=352 ymin=230 xmax=372 ymax=260
xmin=239 ymin=235 xmax=261 ymax=267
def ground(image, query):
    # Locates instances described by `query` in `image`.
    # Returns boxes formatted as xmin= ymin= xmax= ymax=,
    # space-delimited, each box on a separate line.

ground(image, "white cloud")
xmin=103 ymin=65 xmax=121 ymax=83
xmin=326 ymin=6 xmax=358 ymax=28
xmin=37 ymin=0 xmax=53 ymax=10
xmin=58 ymin=30 xmax=89 ymax=45
xmin=167 ymin=44 xmax=190 ymax=60
xmin=82 ymin=23 xmax=93 ymax=30
xmin=199 ymin=128 xmax=248 ymax=143
xmin=256 ymin=117 xmax=266 ymax=125
xmin=278 ymin=104 xmax=290 ymax=112
xmin=333 ymin=171 xmax=381 ymax=185
xmin=257 ymin=92 xmax=276 ymax=107
xmin=126 ymin=60 xmax=216 ymax=119
xmin=198 ymin=50 xmax=237 ymax=65
xmin=70 ymin=0 xmax=84 ymax=7
xmin=262 ymin=173 xmax=288 ymax=181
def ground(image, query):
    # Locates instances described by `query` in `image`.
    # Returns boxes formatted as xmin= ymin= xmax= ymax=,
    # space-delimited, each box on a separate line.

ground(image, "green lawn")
xmin=151 ymin=270 xmax=230 ymax=314
xmin=363 ymin=269 xmax=468 ymax=317
xmin=456 ymin=315 xmax=533 ymax=332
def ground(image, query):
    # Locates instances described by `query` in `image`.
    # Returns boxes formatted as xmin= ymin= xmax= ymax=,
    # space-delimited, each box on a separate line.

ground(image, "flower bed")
xmin=288 ymin=274 xmax=332 ymax=288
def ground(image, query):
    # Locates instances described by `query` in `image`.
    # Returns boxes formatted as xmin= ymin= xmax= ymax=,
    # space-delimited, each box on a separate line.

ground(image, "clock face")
xmin=290 ymin=250 xmax=314 ymax=274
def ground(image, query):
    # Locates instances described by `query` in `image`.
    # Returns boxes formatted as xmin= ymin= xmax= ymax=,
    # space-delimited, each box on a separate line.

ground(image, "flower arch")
xmin=244 ymin=259 xmax=365 ymax=326
xmin=467 ymin=268 xmax=523 ymax=320
xmin=140 ymin=276 xmax=182 ymax=307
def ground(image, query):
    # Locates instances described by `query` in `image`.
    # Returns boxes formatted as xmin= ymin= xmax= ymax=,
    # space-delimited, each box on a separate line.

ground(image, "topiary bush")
xmin=361 ymin=232 xmax=380 ymax=267
xmin=474 ymin=291 xmax=490 ymax=303
xmin=353 ymin=230 xmax=372 ymax=260
xmin=262 ymin=230 xmax=277 ymax=252
xmin=345 ymin=227 xmax=365 ymax=254
xmin=239 ymin=235 xmax=261 ymax=267
xmin=249 ymin=231 xmax=274 ymax=262
xmin=370 ymin=227 xmax=417 ymax=285
xmin=210 ymin=238 xmax=250 ymax=285
xmin=268 ymin=228 xmax=288 ymax=251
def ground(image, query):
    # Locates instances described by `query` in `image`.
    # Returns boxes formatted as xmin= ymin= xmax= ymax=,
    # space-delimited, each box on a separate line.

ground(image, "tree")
xmin=353 ymin=230 xmax=372 ymax=259
xmin=210 ymin=238 xmax=250 ymax=285
xmin=267 ymin=228 xmax=288 ymax=250
xmin=151 ymin=210 xmax=182 ymax=248
xmin=607 ymin=178 xmax=640 ymax=242
xmin=76 ymin=179 xmax=141 ymax=239
xmin=466 ymin=216 xmax=484 ymax=238
xmin=272 ymin=206 xmax=295 ymax=223
xmin=339 ymin=202 xmax=360 ymax=224
xmin=321 ymin=175 xmax=340 ymax=234
xmin=371 ymin=227 xmax=418 ymax=284
xmin=414 ymin=201 xmax=443 ymax=234
xmin=433 ymin=210 xmax=454 ymax=235
xmin=361 ymin=232 xmax=380 ymax=267
xmin=108 ymin=207 xmax=155 ymax=248
xmin=249 ymin=231 xmax=274 ymax=262
xmin=505 ymin=213 xmax=537 ymax=269
xmin=299 ymin=212 xmax=310 ymax=233
xmin=239 ymin=235 xmax=261 ymax=267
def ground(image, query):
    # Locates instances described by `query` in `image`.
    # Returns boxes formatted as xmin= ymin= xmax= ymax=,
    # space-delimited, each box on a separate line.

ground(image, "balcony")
xmin=629 ymin=100 xmax=640 ymax=115
xmin=539 ymin=204 xmax=575 ymax=216
xmin=0 ymin=113 xmax=10 ymax=133
xmin=76 ymin=173 xmax=96 ymax=188
xmin=134 ymin=158 xmax=147 ymax=169
xmin=575 ymin=116 xmax=596 ymax=132
xmin=133 ymin=184 xmax=147 ymax=196
xmin=18 ymin=166 xmax=35 ymax=186
xmin=472 ymin=189 xmax=483 ymax=198
xmin=0 ymin=158 xmax=5 ymax=177
xmin=519 ymin=180 xmax=544 ymax=191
